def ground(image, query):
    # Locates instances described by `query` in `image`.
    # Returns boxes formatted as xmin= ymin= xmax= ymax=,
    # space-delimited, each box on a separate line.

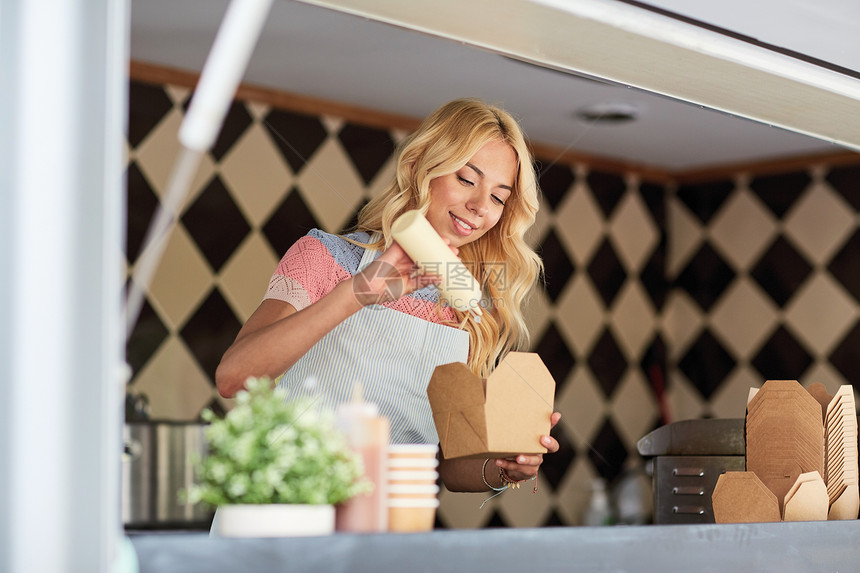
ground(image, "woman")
xmin=216 ymin=98 xmax=560 ymax=493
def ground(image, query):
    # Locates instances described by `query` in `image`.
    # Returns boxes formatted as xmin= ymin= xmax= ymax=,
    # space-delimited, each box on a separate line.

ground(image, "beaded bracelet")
xmin=498 ymin=467 xmax=526 ymax=489
xmin=499 ymin=467 xmax=538 ymax=492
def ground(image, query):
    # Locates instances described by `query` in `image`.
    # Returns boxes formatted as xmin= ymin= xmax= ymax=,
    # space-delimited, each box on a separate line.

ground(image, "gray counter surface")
xmin=129 ymin=520 xmax=860 ymax=573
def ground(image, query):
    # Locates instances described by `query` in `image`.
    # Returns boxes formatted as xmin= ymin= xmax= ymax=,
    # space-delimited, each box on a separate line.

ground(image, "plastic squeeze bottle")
xmin=334 ymin=383 xmax=390 ymax=532
xmin=583 ymin=478 xmax=614 ymax=526
xmin=390 ymin=209 xmax=483 ymax=319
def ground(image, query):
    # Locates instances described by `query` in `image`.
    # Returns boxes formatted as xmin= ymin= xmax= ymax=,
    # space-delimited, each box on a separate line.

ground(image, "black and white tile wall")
xmin=125 ymin=78 xmax=860 ymax=528
xmin=666 ymin=168 xmax=860 ymax=420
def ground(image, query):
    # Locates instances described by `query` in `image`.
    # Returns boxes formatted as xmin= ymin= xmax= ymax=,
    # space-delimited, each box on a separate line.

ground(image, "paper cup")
xmin=388 ymin=484 xmax=440 ymax=497
xmin=387 ymin=498 xmax=439 ymax=533
xmin=387 ymin=470 xmax=439 ymax=484
xmin=388 ymin=444 xmax=439 ymax=457
xmin=387 ymin=457 xmax=439 ymax=469
xmin=388 ymin=497 xmax=441 ymax=507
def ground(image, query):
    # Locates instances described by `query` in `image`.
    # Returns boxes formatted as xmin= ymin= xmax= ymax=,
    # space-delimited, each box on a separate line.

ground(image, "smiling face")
xmin=424 ymin=139 xmax=517 ymax=248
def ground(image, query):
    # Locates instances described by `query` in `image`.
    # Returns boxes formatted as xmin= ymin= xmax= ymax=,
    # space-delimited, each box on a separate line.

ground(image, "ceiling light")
xmin=575 ymin=102 xmax=641 ymax=123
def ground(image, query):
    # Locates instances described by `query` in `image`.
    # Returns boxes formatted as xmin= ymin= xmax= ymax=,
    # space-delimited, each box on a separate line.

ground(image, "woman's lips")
xmin=450 ymin=212 xmax=475 ymax=236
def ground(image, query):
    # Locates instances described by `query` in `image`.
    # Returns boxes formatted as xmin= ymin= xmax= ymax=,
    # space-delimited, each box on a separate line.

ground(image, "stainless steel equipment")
xmin=122 ymin=422 xmax=155 ymax=525
xmin=122 ymin=421 xmax=213 ymax=529
xmin=637 ymin=419 xmax=745 ymax=524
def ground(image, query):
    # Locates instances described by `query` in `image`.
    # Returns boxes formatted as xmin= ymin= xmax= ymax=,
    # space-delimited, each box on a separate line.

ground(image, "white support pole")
xmin=0 ymin=0 xmax=128 ymax=571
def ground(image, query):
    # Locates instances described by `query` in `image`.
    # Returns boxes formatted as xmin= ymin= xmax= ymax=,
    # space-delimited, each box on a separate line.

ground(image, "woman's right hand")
xmin=350 ymin=240 xmax=453 ymax=306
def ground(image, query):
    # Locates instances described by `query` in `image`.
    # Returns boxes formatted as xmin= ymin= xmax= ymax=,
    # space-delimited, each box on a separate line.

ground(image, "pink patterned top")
xmin=264 ymin=229 xmax=458 ymax=325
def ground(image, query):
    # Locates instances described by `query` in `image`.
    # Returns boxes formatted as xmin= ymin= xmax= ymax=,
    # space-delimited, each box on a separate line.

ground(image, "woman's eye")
xmin=457 ymin=176 xmax=474 ymax=186
xmin=492 ymin=195 xmax=506 ymax=206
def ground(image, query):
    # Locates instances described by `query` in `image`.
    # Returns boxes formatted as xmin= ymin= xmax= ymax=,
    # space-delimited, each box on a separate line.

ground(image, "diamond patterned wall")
xmin=665 ymin=166 xmax=860 ymax=423
xmin=125 ymin=72 xmax=860 ymax=530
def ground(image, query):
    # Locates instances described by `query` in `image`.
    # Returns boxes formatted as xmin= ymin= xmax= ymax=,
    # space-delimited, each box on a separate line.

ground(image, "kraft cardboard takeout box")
xmin=426 ymin=352 xmax=555 ymax=460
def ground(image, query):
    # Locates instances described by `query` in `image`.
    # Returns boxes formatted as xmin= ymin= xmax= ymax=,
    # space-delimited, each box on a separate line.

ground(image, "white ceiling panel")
xmin=130 ymin=0 xmax=859 ymax=171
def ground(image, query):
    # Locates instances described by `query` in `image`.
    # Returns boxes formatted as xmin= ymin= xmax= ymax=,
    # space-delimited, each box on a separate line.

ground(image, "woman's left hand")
xmin=494 ymin=411 xmax=562 ymax=482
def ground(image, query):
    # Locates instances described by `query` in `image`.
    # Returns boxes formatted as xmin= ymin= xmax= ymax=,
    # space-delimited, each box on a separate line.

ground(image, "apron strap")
xmin=357 ymin=232 xmax=382 ymax=271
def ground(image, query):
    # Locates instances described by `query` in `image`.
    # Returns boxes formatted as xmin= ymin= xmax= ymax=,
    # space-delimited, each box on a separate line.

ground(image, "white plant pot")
xmin=210 ymin=504 xmax=335 ymax=538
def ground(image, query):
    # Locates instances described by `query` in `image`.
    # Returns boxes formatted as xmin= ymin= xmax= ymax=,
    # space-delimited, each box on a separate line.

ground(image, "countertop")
xmin=129 ymin=520 xmax=860 ymax=573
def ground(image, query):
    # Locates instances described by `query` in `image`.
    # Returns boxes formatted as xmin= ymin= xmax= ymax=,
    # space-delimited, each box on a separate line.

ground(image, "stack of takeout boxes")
xmin=820 ymin=385 xmax=859 ymax=518
xmin=712 ymin=379 xmax=859 ymax=522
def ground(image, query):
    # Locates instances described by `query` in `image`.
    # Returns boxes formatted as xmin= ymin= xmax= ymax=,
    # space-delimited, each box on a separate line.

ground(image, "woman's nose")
xmin=467 ymin=192 xmax=489 ymax=216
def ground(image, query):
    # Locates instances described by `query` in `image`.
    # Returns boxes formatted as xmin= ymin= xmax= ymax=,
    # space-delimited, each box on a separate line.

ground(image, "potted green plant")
xmin=184 ymin=376 xmax=369 ymax=537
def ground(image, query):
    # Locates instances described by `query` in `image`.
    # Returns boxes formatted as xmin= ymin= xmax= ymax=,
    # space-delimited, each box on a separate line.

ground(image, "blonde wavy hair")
xmin=350 ymin=98 xmax=543 ymax=377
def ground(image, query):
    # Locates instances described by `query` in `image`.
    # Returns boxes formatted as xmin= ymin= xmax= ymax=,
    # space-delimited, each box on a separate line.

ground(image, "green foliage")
xmin=184 ymin=377 xmax=369 ymax=507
